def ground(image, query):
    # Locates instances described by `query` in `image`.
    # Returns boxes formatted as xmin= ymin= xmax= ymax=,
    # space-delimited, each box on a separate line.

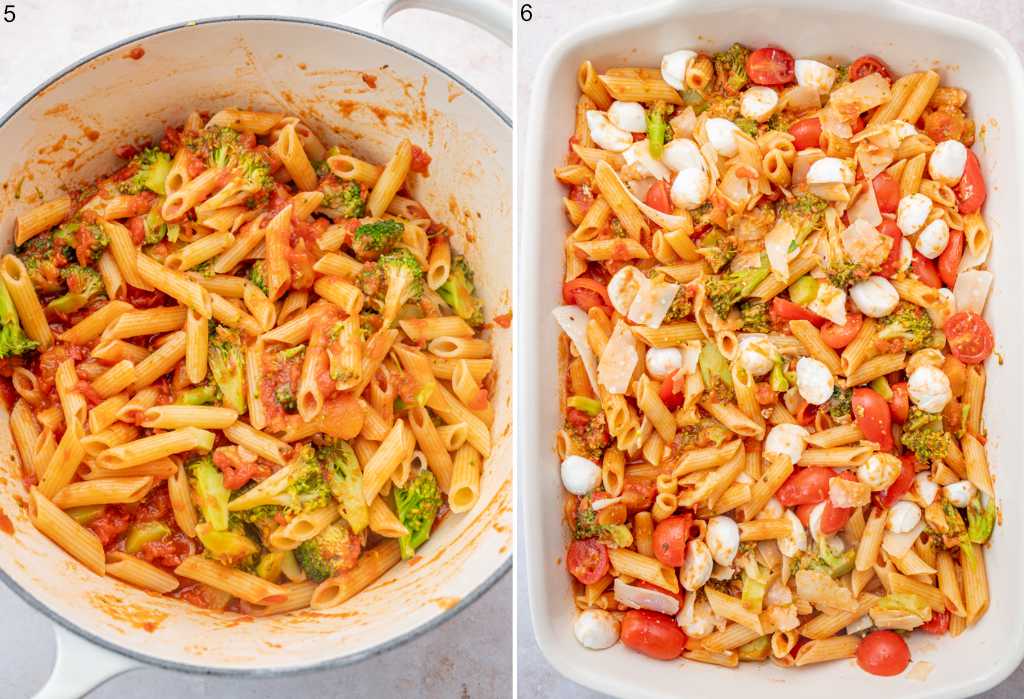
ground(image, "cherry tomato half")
xmin=770 ymin=298 xmax=827 ymax=327
xmin=746 ymin=47 xmax=796 ymax=86
xmin=562 ymin=278 xmax=611 ymax=312
xmin=872 ymin=173 xmax=900 ymax=213
xmin=877 ymin=454 xmax=917 ymax=508
xmin=938 ymin=229 xmax=965 ymax=288
xmin=888 ymin=382 xmax=910 ymax=424
xmin=795 ymin=502 xmax=816 ymax=528
xmin=857 ymin=630 xmax=910 ymax=676
xmin=659 ymin=375 xmax=685 ymax=410
xmin=819 ymin=471 xmax=858 ymax=535
xmin=651 ymin=514 xmax=693 ymax=567
xmin=920 ymin=610 xmax=950 ymax=635
xmin=789 ymin=117 xmax=823 ymax=151
xmin=776 ymin=467 xmax=834 ymax=506
xmin=621 ymin=478 xmax=658 ymax=513
xmin=877 ymin=220 xmax=903 ymax=278
xmin=849 ymin=55 xmax=892 ymax=82
xmin=852 ymin=387 xmax=893 ymax=451
xmin=911 ymin=251 xmax=942 ymax=289
xmin=620 ymin=609 xmax=687 ymax=660
xmin=645 ymin=180 xmax=672 ymax=214
xmin=566 ymin=539 xmax=609 ymax=585
xmin=945 ymin=311 xmax=995 ymax=365
xmin=821 ymin=312 xmax=864 ymax=349
xmin=956 ymin=150 xmax=986 ymax=215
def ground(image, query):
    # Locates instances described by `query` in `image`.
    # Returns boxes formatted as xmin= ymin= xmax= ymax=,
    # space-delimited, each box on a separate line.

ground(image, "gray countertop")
xmin=514 ymin=0 xmax=1024 ymax=697
xmin=0 ymin=1 xmax=511 ymax=697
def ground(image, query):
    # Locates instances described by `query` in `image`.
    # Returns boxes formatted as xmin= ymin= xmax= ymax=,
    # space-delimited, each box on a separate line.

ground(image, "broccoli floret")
xmin=714 ymin=43 xmax=751 ymax=94
xmin=0 ymin=279 xmax=37 ymax=358
xmin=352 ymin=219 xmax=404 ymax=261
xmin=394 ymin=469 xmax=442 ymax=560
xmin=294 ymin=522 xmax=360 ymax=582
xmin=697 ymin=230 xmax=737 ymax=273
xmin=317 ymin=438 xmax=369 ymax=534
xmin=704 ymin=261 xmax=770 ymax=319
xmin=828 ymin=386 xmax=852 ymax=420
xmin=734 ymin=117 xmax=759 ymax=138
xmin=189 ymin=126 xmax=273 ymax=189
xmin=663 ymin=287 xmax=693 ymax=323
xmin=17 ymin=231 xmax=72 ymax=294
xmin=177 ymin=382 xmax=219 ymax=406
xmin=188 ymin=454 xmax=230 ymax=531
xmin=47 ymin=265 xmax=105 ymax=314
xmin=235 ymin=503 xmax=282 ymax=526
xmin=320 ymin=180 xmax=366 ymax=220
xmin=357 ymin=249 xmax=425 ymax=327
xmin=274 ymin=384 xmax=296 ymax=411
xmin=118 ymin=147 xmax=172 ymax=196
xmin=876 ymin=301 xmax=934 ymax=352
xmin=900 ymin=407 xmax=951 ymax=462
xmin=247 ymin=261 xmax=267 ymax=295
xmin=777 ymin=194 xmax=828 ymax=242
xmin=437 ymin=255 xmax=484 ymax=327
xmin=739 ymin=300 xmax=771 ymax=333
xmin=646 ymin=101 xmax=670 ymax=158
xmin=196 ymin=518 xmax=260 ymax=566
xmin=208 ymin=325 xmax=247 ymax=414
xmin=767 ymin=111 xmax=794 ymax=132
xmin=237 ymin=149 xmax=274 ymax=190
xmin=825 ymin=258 xmax=871 ymax=289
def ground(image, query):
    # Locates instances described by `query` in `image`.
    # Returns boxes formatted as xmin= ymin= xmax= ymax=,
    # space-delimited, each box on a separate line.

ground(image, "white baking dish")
xmin=518 ymin=0 xmax=1024 ymax=697
xmin=0 ymin=3 xmax=512 ymax=697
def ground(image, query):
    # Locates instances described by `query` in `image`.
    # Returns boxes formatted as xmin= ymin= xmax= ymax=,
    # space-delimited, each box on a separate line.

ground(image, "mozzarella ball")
xmin=646 ymin=347 xmax=684 ymax=380
xmin=586 ymin=110 xmax=632 ymax=152
xmin=907 ymin=365 xmax=952 ymax=414
xmin=897 ymin=193 xmax=933 ymax=236
xmin=928 ymin=140 xmax=968 ymax=185
xmin=944 ymin=480 xmax=977 ymax=508
xmin=607 ymin=101 xmax=647 ymax=133
xmin=914 ymin=472 xmax=939 ymax=506
xmin=560 ymin=455 xmax=602 ymax=495
xmin=706 ymin=516 xmax=740 ymax=567
xmin=661 ymin=49 xmax=697 ymax=90
xmin=898 ymin=237 xmax=914 ymax=273
xmin=794 ymin=59 xmax=837 ymax=94
xmin=670 ymin=167 xmax=710 ymax=209
xmin=807 ymin=501 xmax=827 ymax=542
xmin=857 ymin=453 xmax=902 ymax=491
xmin=806 ymin=157 xmax=854 ymax=185
xmin=740 ymin=86 xmax=779 ymax=122
xmin=887 ymin=501 xmax=922 ymax=533
xmin=796 ymin=357 xmax=835 ymax=406
xmin=662 ymin=138 xmax=706 ymax=173
xmin=777 ymin=509 xmax=809 ymax=558
xmin=573 ymin=609 xmax=620 ymax=650
xmin=764 ymin=423 xmax=810 ymax=464
xmin=915 ymin=219 xmax=949 ymax=260
xmin=680 ymin=540 xmax=714 ymax=591
xmin=705 ymin=118 xmax=741 ymax=157
xmin=850 ymin=276 xmax=900 ymax=317
xmin=607 ymin=265 xmax=646 ymax=315
xmin=737 ymin=335 xmax=778 ymax=377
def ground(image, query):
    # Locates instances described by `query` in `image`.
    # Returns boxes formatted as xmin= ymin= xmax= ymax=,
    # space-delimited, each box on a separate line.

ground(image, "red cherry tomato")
xmin=888 ymin=382 xmax=910 ymax=424
xmin=945 ymin=311 xmax=995 ymax=365
xmin=789 ymin=117 xmax=823 ymax=151
xmin=920 ymin=610 xmax=950 ymax=635
xmin=566 ymin=539 xmax=609 ymax=585
xmin=857 ymin=630 xmax=911 ymax=676
xmin=851 ymin=114 xmax=865 ymax=134
xmin=938 ymin=229 xmax=965 ymax=288
xmin=849 ymin=55 xmax=892 ymax=82
xmin=659 ymin=376 xmax=685 ymax=410
xmin=956 ymin=150 xmax=986 ymax=215
xmin=620 ymin=609 xmax=687 ymax=660
xmin=819 ymin=471 xmax=857 ymax=535
xmin=794 ymin=401 xmax=817 ymax=426
xmin=651 ymin=515 xmax=693 ymax=567
xmin=562 ymin=278 xmax=611 ymax=312
xmin=795 ymin=503 xmax=816 ymax=528
xmin=770 ymin=298 xmax=827 ymax=327
xmin=776 ymin=467 xmax=834 ymax=506
xmin=820 ymin=312 xmax=864 ymax=349
xmin=877 ymin=220 xmax=903 ymax=278
xmin=621 ymin=478 xmax=658 ymax=513
xmin=911 ymin=251 xmax=942 ymax=289
xmin=645 ymin=180 xmax=673 ymax=214
xmin=852 ymin=387 xmax=893 ymax=451
xmin=872 ymin=173 xmax=900 ymax=213
xmin=877 ymin=454 xmax=916 ymax=508
xmin=746 ymin=48 xmax=796 ymax=86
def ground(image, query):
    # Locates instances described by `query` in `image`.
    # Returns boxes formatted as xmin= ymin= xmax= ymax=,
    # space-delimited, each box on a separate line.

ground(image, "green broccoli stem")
xmin=0 ymin=281 xmax=17 ymax=327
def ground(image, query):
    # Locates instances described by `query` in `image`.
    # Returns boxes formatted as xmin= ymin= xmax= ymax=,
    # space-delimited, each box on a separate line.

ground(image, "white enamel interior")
xmin=520 ymin=1 xmax=1024 ymax=697
xmin=0 ymin=18 xmax=511 ymax=672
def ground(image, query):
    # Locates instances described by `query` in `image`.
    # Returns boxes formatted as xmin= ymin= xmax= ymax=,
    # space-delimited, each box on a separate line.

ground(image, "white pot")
xmin=520 ymin=1 xmax=1024 ymax=698
xmin=0 ymin=2 xmax=512 ymax=696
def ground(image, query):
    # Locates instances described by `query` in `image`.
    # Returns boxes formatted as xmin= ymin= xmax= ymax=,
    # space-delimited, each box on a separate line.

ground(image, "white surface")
xmin=0 ymin=1 xmax=512 ymax=697
xmin=515 ymin=0 xmax=1024 ymax=697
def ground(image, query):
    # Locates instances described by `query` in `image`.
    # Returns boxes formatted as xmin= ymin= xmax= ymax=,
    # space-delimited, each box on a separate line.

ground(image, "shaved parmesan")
xmin=781 ymin=84 xmax=821 ymax=112
xmin=829 ymin=73 xmax=892 ymax=120
xmin=792 ymin=148 xmax=826 ymax=185
xmin=606 ymin=163 xmax=692 ymax=230
xmin=847 ymin=178 xmax=883 ymax=227
xmin=598 ymin=320 xmax=639 ymax=394
xmin=795 ymin=569 xmax=858 ymax=612
xmin=841 ymin=218 xmax=890 ymax=267
xmin=809 ymin=283 xmax=847 ymax=325
xmin=882 ymin=522 xmax=924 ymax=559
xmin=553 ymin=305 xmax=599 ymax=394
xmin=628 ymin=279 xmax=680 ymax=329
xmin=953 ymin=269 xmax=993 ymax=315
xmin=830 ymin=476 xmax=871 ymax=508
xmin=764 ymin=219 xmax=797 ymax=280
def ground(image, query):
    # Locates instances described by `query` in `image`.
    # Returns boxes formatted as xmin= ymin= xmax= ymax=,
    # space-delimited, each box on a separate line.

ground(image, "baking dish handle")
xmin=33 ymin=625 xmax=141 ymax=699
xmin=342 ymin=0 xmax=513 ymax=46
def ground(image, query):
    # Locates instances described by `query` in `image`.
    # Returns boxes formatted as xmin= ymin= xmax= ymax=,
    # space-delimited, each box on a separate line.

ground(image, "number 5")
xmin=3 ymin=5 xmax=14 ymax=22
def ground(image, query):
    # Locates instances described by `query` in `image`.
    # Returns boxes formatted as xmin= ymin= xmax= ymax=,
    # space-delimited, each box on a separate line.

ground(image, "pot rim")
xmin=0 ymin=14 xmax=511 ymax=677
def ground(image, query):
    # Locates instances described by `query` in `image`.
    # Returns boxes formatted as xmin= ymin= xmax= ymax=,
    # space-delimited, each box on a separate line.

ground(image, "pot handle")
xmin=33 ymin=625 xmax=141 ymax=699
xmin=343 ymin=0 xmax=513 ymax=46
